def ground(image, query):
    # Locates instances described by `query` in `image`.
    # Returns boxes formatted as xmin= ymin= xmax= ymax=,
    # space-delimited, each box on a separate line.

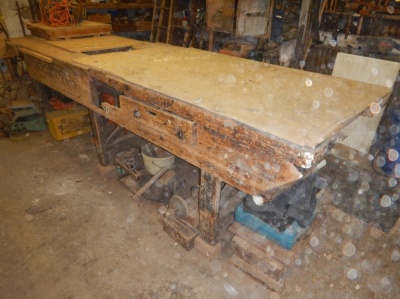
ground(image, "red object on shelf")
xmin=48 ymin=98 xmax=74 ymax=110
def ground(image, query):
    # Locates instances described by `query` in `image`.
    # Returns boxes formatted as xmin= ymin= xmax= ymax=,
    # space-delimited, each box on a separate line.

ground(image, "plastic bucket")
xmin=141 ymin=145 xmax=175 ymax=175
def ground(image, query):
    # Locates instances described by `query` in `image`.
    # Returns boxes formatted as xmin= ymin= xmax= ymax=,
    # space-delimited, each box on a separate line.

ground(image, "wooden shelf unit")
xmin=85 ymin=1 xmax=154 ymax=33
xmin=85 ymin=3 xmax=153 ymax=9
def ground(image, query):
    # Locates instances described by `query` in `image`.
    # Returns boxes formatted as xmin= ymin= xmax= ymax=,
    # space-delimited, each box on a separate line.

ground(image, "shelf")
xmin=113 ymin=21 xmax=152 ymax=32
xmin=324 ymin=10 xmax=400 ymax=20
xmin=85 ymin=3 xmax=153 ymax=9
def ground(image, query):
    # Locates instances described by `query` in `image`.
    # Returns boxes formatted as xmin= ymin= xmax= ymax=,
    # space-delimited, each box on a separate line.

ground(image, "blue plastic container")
xmin=234 ymin=203 xmax=304 ymax=250
xmin=375 ymin=108 xmax=400 ymax=177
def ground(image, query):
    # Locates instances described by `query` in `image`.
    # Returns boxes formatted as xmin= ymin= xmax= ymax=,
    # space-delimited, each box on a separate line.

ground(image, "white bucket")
xmin=141 ymin=146 xmax=175 ymax=175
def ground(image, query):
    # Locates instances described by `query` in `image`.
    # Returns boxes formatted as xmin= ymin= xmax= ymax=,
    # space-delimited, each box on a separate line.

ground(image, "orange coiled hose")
xmin=40 ymin=0 xmax=75 ymax=26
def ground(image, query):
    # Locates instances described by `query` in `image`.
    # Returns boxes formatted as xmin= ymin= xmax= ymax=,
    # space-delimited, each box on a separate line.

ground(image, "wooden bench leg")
xmin=89 ymin=110 xmax=111 ymax=166
xmin=198 ymin=170 xmax=222 ymax=245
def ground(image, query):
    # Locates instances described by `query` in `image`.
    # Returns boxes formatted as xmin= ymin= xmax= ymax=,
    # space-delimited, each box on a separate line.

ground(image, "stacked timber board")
xmin=228 ymin=212 xmax=326 ymax=292
xmin=27 ymin=21 xmax=112 ymax=40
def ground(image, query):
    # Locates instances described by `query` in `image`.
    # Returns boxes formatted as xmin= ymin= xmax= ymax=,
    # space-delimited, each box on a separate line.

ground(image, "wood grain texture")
xmin=206 ymin=0 xmax=236 ymax=33
xmin=73 ymin=44 xmax=390 ymax=149
xmin=26 ymin=21 xmax=112 ymax=40
xmin=87 ymin=72 xmax=306 ymax=195
xmin=45 ymin=35 xmax=139 ymax=53
xmin=7 ymin=37 xmax=391 ymax=196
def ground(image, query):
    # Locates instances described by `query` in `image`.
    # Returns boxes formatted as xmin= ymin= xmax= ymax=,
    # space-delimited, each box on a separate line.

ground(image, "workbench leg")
xmin=89 ymin=110 xmax=111 ymax=166
xmin=195 ymin=170 xmax=222 ymax=258
xmin=34 ymin=82 xmax=52 ymax=112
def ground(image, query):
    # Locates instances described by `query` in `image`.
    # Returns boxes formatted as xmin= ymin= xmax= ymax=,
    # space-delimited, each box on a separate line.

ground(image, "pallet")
xmin=228 ymin=211 xmax=326 ymax=292
xmin=27 ymin=21 xmax=112 ymax=40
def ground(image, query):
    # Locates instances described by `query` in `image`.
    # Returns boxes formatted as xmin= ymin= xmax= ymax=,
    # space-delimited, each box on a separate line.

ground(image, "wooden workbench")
xmin=7 ymin=35 xmax=391 ymax=248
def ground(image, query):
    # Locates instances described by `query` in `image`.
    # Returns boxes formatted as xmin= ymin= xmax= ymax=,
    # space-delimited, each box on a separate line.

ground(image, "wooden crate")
xmin=228 ymin=211 xmax=326 ymax=292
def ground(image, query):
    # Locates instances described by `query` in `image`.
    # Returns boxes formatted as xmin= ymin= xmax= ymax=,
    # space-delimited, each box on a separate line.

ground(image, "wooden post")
xmin=89 ymin=110 xmax=111 ymax=166
xmin=208 ymin=30 xmax=215 ymax=51
xmin=166 ymin=0 xmax=175 ymax=44
xmin=291 ymin=0 xmax=312 ymax=69
xmin=198 ymin=170 xmax=222 ymax=245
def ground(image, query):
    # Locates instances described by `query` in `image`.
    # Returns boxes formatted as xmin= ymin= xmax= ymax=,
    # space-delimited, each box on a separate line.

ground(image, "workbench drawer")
xmin=119 ymin=95 xmax=197 ymax=145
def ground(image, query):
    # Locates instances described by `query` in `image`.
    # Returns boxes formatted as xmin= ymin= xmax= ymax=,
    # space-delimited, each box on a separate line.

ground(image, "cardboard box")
xmin=46 ymin=107 xmax=92 ymax=141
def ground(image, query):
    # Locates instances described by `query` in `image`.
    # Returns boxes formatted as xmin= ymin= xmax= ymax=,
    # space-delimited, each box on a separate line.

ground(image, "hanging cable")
xmin=40 ymin=0 xmax=83 ymax=26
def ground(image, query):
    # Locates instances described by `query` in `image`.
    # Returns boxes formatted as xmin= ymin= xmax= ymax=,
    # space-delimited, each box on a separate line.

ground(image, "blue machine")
xmin=373 ymin=107 xmax=400 ymax=178
xmin=235 ymin=203 xmax=305 ymax=250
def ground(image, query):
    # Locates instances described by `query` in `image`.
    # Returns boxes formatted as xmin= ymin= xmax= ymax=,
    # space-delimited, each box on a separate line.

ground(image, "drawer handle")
xmin=147 ymin=110 xmax=157 ymax=116
xmin=133 ymin=110 xmax=141 ymax=118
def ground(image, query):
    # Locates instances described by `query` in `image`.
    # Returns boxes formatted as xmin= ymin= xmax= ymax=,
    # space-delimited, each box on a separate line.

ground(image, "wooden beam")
xmin=198 ymin=171 xmax=222 ymax=245
xmin=291 ymin=0 xmax=312 ymax=69
xmin=89 ymin=110 xmax=111 ymax=166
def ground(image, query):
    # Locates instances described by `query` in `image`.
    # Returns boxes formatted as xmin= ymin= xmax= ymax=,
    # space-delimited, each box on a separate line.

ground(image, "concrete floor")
xmin=1 ymin=131 xmax=399 ymax=299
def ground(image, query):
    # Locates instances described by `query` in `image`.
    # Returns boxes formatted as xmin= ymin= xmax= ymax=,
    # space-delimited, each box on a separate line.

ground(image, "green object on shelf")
xmin=11 ymin=112 xmax=47 ymax=131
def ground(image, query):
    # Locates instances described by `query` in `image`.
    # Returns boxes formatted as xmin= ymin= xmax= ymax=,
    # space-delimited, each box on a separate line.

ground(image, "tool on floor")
xmin=0 ymin=99 xmax=46 ymax=134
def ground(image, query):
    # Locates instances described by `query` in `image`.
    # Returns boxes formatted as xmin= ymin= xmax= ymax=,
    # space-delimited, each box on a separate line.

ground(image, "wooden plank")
xmin=26 ymin=21 xmax=112 ymax=40
xmin=332 ymin=53 xmax=400 ymax=155
xmin=8 ymin=37 xmax=86 ymax=61
xmin=228 ymin=222 xmax=294 ymax=266
xmin=45 ymin=35 xmax=137 ymax=53
xmin=232 ymin=235 xmax=284 ymax=271
xmin=88 ymin=74 xmax=308 ymax=195
xmin=230 ymin=254 xmax=284 ymax=292
xmin=332 ymin=53 xmax=400 ymax=88
xmin=236 ymin=0 xmax=274 ymax=37
xmin=85 ymin=3 xmax=154 ymax=9
xmin=86 ymin=13 xmax=112 ymax=24
xmin=198 ymin=171 xmax=222 ymax=245
xmin=163 ymin=215 xmax=199 ymax=250
xmin=20 ymin=48 xmax=53 ymax=63
xmin=22 ymin=54 xmax=91 ymax=104
xmin=291 ymin=0 xmax=312 ymax=69
xmin=73 ymin=45 xmax=391 ymax=149
xmin=89 ymin=110 xmax=113 ymax=166
xmin=131 ymin=167 xmax=169 ymax=200
xmin=206 ymin=0 xmax=235 ymax=33
xmin=119 ymin=95 xmax=197 ymax=145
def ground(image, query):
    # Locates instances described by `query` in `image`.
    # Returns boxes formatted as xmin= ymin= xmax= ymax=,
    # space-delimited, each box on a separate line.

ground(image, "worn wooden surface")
xmin=27 ymin=21 xmax=112 ymax=40
xmin=119 ymin=95 xmax=197 ymax=145
xmin=163 ymin=215 xmax=199 ymax=251
xmin=236 ymin=0 xmax=273 ymax=37
xmin=332 ymin=53 xmax=400 ymax=154
xmin=198 ymin=171 xmax=222 ymax=245
xmin=206 ymin=0 xmax=235 ymax=33
xmin=74 ymin=44 xmax=390 ymax=149
xmin=7 ymin=35 xmax=392 ymax=248
xmin=332 ymin=53 xmax=400 ymax=89
xmin=230 ymin=254 xmax=284 ymax=292
xmin=228 ymin=211 xmax=327 ymax=290
xmin=7 ymin=36 xmax=391 ymax=197
xmin=45 ymin=35 xmax=138 ymax=53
